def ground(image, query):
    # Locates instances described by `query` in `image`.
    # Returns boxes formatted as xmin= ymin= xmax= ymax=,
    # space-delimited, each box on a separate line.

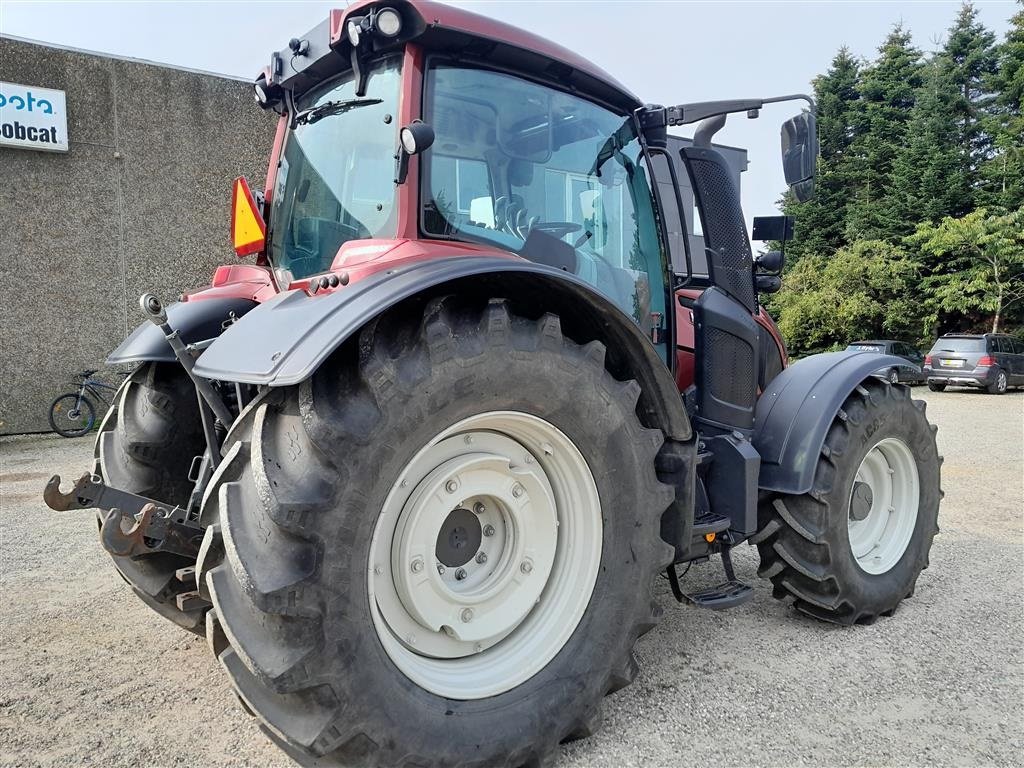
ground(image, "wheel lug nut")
xmin=473 ymin=502 xmax=486 ymax=515
xmin=512 ymin=483 xmax=525 ymax=498
xmin=483 ymin=524 xmax=495 ymax=537
xmin=520 ymin=559 xmax=533 ymax=574
xmin=445 ymin=479 xmax=459 ymax=493
xmin=461 ymin=608 xmax=474 ymax=623
xmin=455 ymin=568 xmax=467 ymax=581
xmin=476 ymin=552 xmax=487 ymax=564
xmin=410 ymin=558 xmax=424 ymax=573
xmin=437 ymin=564 xmax=446 ymax=576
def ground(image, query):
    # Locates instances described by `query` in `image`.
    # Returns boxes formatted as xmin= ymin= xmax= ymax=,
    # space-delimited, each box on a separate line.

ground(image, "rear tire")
xmin=754 ymin=379 xmax=941 ymax=625
xmin=96 ymin=362 xmax=206 ymax=632
xmin=200 ymin=297 xmax=675 ymax=766
xmin=927 ymin=381 xmax=946 ymax=392
xmin=887 ymin=368 xmax=899 ymax=385
xmin=986 ymin=368 xmax=1008 ymax=394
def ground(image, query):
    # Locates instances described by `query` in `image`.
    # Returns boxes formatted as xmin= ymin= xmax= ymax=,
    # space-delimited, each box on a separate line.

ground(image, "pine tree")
xmin=980 ymin=2 xmax=1024 ymax=210
xmin=845 ymin=26 xmax=924 ymax=241
xmin=889 ymin=56 xmax=971 ymax=227
xmin=782 ymin=48 xmax=861 ymax=260
xmin=942 ymin=3 xmax=999 ymax=173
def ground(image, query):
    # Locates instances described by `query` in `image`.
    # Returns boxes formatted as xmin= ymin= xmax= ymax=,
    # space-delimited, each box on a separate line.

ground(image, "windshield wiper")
xmin=294 ymin=97 xmax=382 ymax=126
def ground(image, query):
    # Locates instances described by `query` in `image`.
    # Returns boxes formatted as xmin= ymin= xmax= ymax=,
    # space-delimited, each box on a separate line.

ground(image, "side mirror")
xmin=781 ymin=111 xmax=817 ymax=202
xmin=755 ymin=250 xmax=785 ymax=274
xmin=395 ymin=120 xmax=435 ymax=184
xmin=231 ymin=177 xmax=266 ymax=257
xmin=755 ymin=274 xmax=782 ymax=294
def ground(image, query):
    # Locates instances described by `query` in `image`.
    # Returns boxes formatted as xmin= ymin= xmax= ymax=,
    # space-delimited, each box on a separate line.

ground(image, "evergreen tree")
xmin=980 ymin=2 xmax=1024 ymax=210
xmin=845 ymin=27 xmax=924 ymax=241
xmin=942 ymin=3 xmax=999 ymax=174
xmin=889 ymin=56 xmax=971 ymax=226
xmin=782 ymin=48 xmax=861 ymax=260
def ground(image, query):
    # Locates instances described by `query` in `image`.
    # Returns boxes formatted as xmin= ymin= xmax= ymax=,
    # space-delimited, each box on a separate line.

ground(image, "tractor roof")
xmin=265 ymin=0 xmax=642 ymax=112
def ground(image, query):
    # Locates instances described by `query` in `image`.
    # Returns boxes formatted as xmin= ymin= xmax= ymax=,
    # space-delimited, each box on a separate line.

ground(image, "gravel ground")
xmin=1 ymin=389 xmax=1022 ymax=768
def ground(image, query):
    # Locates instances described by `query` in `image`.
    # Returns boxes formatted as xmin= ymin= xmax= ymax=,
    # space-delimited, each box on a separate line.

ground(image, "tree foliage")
xmin=908 ymin=208 xmax=1024 ymax=333
xmin=774 ymin=2 xmax=1024 ymax=355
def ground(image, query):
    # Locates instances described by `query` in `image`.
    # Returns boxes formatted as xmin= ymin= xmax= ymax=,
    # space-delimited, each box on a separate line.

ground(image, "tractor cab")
xmin=246 ymin=0 xmax=813 ymax=372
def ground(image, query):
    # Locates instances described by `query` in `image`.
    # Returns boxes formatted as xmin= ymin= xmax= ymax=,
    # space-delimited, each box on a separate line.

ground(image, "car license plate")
xmin=941 ymin=359 xmax=964 ymax=367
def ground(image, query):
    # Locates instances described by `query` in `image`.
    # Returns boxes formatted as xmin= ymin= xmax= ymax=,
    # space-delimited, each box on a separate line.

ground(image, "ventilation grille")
xmin=705 ymin=327 xmax=756 ymax=408
xmin=686 ymin=154 xmax=756 ymax=311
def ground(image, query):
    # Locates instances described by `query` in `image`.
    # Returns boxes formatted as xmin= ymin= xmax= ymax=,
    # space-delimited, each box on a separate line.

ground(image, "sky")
xmin=0 ymin=0 xmax=1017 ymax=226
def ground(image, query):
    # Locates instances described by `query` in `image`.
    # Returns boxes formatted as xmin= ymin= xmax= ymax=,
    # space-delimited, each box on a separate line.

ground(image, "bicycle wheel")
xmin=48 ymin=394 xmax=96 ymax=437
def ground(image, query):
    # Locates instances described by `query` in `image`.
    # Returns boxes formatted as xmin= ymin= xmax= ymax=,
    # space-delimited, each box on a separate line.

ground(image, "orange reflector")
xmin=231 ymin=177 xmax=266 ymax=257
xmin=704 ymin=532 xmax=716 ymax=543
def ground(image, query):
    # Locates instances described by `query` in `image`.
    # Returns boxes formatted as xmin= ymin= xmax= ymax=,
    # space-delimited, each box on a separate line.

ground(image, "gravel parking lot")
xmin=1 ymin=389 xmax=1022 ymax=768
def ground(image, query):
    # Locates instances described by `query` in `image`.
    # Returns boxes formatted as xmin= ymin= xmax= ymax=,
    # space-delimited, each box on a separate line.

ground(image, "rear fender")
xmin=107 ymin=297 xmax=259 ymax=366
xmin=192 ymin=255 xmax=691 ymax=441
xmin=753 ymin=351 xmax=908 ymax=494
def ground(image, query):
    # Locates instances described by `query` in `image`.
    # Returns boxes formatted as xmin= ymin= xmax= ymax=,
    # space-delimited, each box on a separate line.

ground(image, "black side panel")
xmin=753 ymin=350 xmax=910 ymax=494
xmin=107 ymin=297 xmax=258 ymax=365
xmin=693 ymin=287 xmax=759 ymax=433
xmin=680 ymin=146 xmax=756 ymax=312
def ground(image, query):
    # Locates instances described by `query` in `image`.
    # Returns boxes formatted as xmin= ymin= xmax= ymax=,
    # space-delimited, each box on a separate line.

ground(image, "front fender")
xmin=753 ymin=351 xmax=908 ymax=494
xmin=192 ymin=255 xmax=691 ymax=441
xmin=107 ymin=297 xmax=258 ymax=365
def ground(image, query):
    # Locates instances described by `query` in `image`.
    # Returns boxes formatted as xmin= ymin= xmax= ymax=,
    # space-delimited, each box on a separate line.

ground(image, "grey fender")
xmin=107 ymin=297 xmax=258 ymax=365
xmin=753 ymin=351 xmax=909 ymax=494
xmin=192 ymin=255 xmax=691 ymax=441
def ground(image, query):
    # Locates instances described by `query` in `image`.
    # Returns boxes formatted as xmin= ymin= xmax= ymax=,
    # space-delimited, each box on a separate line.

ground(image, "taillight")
xmin=924 ymin=355 xmax=932 ymax=366
xmin=978 ymin=355 xmax=996 ymax=367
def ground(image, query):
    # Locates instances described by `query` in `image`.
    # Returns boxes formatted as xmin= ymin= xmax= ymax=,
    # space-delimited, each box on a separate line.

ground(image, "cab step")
xmin=667 ymin=544 xmax=753 ymax=610
xmin=684 ymin=580 xmax=754 ymax=610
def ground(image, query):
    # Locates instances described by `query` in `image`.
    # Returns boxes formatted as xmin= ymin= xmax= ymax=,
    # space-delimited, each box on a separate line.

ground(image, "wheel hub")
xmin=435 ymin=507 xmax=481 ymax=568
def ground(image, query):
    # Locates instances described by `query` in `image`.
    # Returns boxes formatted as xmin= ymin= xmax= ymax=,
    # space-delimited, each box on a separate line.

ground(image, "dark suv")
xmin=846 ymin=340 xmax=927 ymax=384
xmin=923 ymin=334 xmax=1024 ymax=394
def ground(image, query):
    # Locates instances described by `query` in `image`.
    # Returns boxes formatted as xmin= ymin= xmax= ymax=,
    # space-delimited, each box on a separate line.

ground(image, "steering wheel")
xmin=528 ymin=221 xmax=582 ymax=238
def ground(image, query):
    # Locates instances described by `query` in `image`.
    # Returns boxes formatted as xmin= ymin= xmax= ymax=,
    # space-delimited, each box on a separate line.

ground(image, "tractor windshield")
xmin=268 ymin=56 xmax=402 ymax=282
xmin=421 ymin=63 xmax=667 ymax=335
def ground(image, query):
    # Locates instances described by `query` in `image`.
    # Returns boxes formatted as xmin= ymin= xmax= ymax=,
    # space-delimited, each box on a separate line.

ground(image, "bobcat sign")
xmin=0 ymin=82 xmax=69 ymax=152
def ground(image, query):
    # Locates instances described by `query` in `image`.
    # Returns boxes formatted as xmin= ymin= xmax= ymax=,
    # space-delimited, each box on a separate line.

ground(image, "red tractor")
xmin=45 ymin=2 xmax=941 ymax=765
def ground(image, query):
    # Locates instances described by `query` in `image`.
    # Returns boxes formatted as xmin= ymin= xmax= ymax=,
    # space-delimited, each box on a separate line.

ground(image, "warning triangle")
xmin=231 ymin=177 xmax=266 ymax=256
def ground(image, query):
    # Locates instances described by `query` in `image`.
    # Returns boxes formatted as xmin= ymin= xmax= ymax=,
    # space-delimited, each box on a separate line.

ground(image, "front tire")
xmin=754 ymin=379 xmax=941 ymax=625
xmin=96 ymin=362 xmax=206 ymax=632
xmin=201 ymin=298 xmax=675 ymax=766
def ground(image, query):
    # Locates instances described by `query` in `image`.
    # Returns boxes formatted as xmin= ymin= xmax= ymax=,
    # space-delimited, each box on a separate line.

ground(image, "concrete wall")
xmin=0 ymin=37 xmax=277 ymax=434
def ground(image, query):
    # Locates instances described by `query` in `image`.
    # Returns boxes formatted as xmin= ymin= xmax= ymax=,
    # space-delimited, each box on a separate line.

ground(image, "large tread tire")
xmin=96 ymin=361 xmax=206 ymax=632
xmin=754 ymin=379 xmax=941 ymax=625
xmin=200 ymin=297 xmax=676 ymax=767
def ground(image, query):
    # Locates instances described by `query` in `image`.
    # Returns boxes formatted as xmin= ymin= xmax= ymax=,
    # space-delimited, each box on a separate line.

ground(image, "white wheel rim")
xmin=847 ymin=437 xmax=920 ymax=574
xmin=368 ymin=411 xmax=602 ymax=699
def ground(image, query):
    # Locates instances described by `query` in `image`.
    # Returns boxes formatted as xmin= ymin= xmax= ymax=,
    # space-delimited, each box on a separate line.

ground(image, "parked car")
xmin=845 ymin=340 xmax=927 ymax=384
xmin=923 ymin=333 xmax=1024 ymax=394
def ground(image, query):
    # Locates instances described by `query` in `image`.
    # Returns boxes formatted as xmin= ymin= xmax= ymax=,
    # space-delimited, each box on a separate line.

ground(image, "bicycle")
xmin=48 ymin=369 xmax=125 ymax=438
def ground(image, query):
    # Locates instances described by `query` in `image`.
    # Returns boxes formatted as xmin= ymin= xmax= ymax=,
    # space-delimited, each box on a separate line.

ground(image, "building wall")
xmin=0 ymin=37 xmax=276 ymax=434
